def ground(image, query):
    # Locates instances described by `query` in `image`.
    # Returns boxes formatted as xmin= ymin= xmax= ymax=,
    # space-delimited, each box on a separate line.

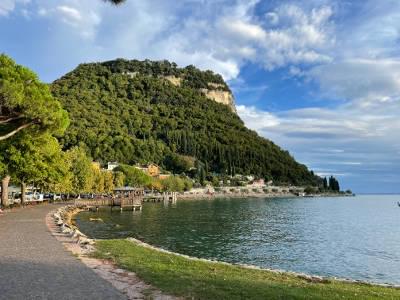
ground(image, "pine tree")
xmin=323 ymin=177 xmax=328 ymax=190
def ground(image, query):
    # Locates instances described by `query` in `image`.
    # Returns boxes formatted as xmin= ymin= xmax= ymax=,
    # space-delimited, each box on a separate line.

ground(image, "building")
xmin=158 ymin=174 xmax=171 ymax=180
xmin=134 ymin=164 xmax=160 ymax=177
xmin=250 ymin=179 xmax=265 ymax=187
xmin=107 ymin=162 xmax=119 ymax=171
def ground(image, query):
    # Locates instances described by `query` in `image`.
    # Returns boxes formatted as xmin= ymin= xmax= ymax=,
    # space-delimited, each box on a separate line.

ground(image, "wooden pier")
xmin=143 ymin=192 xmax=178 ymax=203
xmin=74 ymin=187 xmax=144 ymax=211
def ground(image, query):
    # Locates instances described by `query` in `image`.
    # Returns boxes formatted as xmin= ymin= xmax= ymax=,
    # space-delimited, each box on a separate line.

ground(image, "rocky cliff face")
xmin=200 ymin=88 xmax=237 ymax=113
xmin=164 ymin=76 xmax=236 ymax=113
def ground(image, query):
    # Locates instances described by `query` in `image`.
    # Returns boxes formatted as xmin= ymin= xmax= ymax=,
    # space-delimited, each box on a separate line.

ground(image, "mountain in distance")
xmin=51 ymin=58 xmax=322 ymax=186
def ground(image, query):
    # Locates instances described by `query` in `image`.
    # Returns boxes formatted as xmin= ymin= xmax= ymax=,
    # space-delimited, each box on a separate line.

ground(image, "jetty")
xmin=143 ymin=192 xmax=178 ymax=203
xmin=74 ymin=187 xmax=144 ymax=211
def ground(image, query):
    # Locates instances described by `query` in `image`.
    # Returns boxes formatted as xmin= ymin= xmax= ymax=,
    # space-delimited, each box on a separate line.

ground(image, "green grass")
xmin=93 ymin=239 xmax=400 ymax=300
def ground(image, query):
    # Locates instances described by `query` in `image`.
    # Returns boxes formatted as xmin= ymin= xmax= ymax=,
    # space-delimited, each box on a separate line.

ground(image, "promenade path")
xmin=0 ymin=204 xmax=126 ymax=300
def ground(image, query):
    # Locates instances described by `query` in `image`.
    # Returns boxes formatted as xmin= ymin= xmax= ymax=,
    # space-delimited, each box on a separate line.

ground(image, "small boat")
xmin=397 ymin=202 xmax=400 ymax=207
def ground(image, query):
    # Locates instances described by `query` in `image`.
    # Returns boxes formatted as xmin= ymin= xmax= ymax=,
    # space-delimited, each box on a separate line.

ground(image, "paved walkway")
xmin=0 ymin=204 xmax=126 ymax=300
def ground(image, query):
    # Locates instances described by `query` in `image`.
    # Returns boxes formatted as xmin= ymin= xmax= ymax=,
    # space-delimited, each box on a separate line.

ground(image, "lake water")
xmin=75 ymin=195 xmax=400 ymax=285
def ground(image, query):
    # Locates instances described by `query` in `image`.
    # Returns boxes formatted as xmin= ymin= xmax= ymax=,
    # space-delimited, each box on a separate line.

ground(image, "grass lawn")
xmin=93 ymin=239 xmax=400 ymax=300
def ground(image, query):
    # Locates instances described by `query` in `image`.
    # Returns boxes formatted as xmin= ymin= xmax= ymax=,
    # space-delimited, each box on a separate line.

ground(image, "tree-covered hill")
xmin=51 ymin=59 xmax=321 ymax=186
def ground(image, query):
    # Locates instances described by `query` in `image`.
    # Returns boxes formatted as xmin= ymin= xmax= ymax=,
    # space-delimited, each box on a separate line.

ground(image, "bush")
xmin=304 ymin=186 xmax=316 ymax=194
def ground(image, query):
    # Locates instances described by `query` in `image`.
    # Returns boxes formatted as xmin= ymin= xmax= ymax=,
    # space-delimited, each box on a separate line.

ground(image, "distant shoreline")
xmin=177 ymin=191 xmax=353 ymax=200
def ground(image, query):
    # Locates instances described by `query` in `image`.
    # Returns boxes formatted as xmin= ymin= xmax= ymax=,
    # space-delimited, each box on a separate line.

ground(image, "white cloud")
xmin=219 ymin=18 xmax=266 ymax=42
xmin=57 ymin=6 xmax=82 ymax=24
xmin=0 ymin=0 xmax=30 ymax=16
xmin=237 ymin=105 xmax=280 ymax=128
xmin=237 ymin=101 xmax=400 ymax=192
xmin=260 ymin=4 xmax=334 ymax=69
xmin=0 ymin=0 xmax=15 ymax=16
xmin=3 ymin=0 xmax=336 ymax=80
xmin=309 ymin=59 xmax=400 ymax=104
xmin=37 ymin=1 xmax=101 ymax=39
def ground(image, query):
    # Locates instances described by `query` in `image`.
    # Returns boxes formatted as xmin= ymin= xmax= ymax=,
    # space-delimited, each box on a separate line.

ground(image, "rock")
xmin=72 ymin=229 xmax=86 ymax=239
xmin=61 ymin=224 xmax=72 ymax=234
xmin=78 ymin=236 xmax=94 ymax=245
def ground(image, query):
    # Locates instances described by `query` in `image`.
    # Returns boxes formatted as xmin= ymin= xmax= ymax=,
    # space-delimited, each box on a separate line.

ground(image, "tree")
xmin=328 ymin=176 xmax=340 ymax=192
xmin=161 ymin=176 xmax=185 ymax=192
xmin=6 ymin=134 xmax=68 ymax=204
xmin=163 ymin=153 xmax=195 ymax=174
xmin=114 ymin=164 xmax=152 ymax=187
xmin=113 ymin=171 xmax=125 ymax=188
xmin=323 ymin=177 xmax=328 ymax=190
xmin=0 ymin=54 xmax=69 ymax=141
xmin=91 ymin=165 xmax=105 ymax=194
xmin=0 ymin=54 xmax=69 ymax=204
xmin=103 ymin=171 xmax=114 ymax=193
xmin=65 ymin=147 xmax=94 ymax=194
xmin=104 ymin=0 xmax=126 ymax=4
xmin=0 ymin=158 xmax=9 ymax=207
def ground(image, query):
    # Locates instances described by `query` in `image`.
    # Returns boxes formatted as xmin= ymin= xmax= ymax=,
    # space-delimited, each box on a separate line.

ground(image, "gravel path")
xmin=0 ymin=204 xmax=126 ymax=300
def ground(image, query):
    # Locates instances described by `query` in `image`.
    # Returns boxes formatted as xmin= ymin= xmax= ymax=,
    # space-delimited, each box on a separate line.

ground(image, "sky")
xmin=1 ymin=0 xmax=400 ymax=193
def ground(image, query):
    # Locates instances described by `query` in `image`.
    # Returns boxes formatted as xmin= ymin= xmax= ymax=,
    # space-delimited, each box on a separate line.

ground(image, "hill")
xmin=51 ymin=59 xmax=321 ymax=186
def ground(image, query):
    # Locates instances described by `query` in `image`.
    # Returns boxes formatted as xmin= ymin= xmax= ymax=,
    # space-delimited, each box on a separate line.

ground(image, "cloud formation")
xmin=0 ymin=0 xmax=30 ymax=16
xmin=2 ymin=0 xmax=337 ymax=80
xmin=2 ymin=0 xmax=400 ymax=192
xmin=309 ymin=59 xmax=400 ymax=105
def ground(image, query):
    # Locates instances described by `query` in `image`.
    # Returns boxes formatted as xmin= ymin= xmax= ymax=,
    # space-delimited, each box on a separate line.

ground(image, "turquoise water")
xmin=75 ymin=195 xmax=400 ymax=284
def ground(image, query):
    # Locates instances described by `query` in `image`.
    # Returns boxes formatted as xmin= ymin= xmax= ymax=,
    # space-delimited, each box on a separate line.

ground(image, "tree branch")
xmin=0 ymin=122 xmax=34 ymax=141
xmin=0 ymin=115 xmax=24 ymax=124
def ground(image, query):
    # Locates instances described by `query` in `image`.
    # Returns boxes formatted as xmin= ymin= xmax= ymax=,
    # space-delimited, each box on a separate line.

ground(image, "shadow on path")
xmin=0 ymin=204 xmax=125 ymax=300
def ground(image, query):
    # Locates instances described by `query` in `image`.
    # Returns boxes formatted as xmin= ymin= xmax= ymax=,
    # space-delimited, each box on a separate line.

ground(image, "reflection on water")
xmin=76 ymin=195 xmax=400 ymax=284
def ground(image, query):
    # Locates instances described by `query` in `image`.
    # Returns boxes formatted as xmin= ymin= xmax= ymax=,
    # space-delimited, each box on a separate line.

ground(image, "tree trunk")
xmin=1 ymin=176 xmax=10 ymax=208
xmin=21 ymin=182 xmax=26 ymax=206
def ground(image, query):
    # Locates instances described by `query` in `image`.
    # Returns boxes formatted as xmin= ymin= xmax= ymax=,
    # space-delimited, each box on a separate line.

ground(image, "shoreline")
xmin=48 ymin=205 xmax=177 ymax=299
xmin=64 ymin=205 xmax=398 ymax=289
xmin=177 ymin=191 xmax=353 ymax=200
xmin=123 ymin=237 xmax=399 ymax=289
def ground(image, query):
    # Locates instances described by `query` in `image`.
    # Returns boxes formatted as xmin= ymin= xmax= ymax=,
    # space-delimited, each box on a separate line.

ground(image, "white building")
xmin=107 ymin=162 xmax=119 ymax=171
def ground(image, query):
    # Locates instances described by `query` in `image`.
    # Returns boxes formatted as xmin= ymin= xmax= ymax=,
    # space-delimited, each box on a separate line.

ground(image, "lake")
xmin=75 ymin=195 xmax=400 ymax=285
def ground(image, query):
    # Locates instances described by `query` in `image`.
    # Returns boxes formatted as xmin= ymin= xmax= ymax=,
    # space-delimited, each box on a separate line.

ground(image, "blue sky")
xmin=1 ymin=0 xmax=400 ymax=193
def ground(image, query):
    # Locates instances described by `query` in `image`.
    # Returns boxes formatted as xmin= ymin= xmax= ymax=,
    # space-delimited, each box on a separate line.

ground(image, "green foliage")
xmin=115 ymin=164 xmax=153 ymax=187
xmin=328 ymin=176 xmax=340 ymax=192
xmin=0 ymin=54 xmax=69 ymax=141
xmin=160 ymin=175 xmax=192 ymax=192
xmin=51 ymin=59 xmax=322 ymax=186
xmin=163 ymin=153 xmax=195 ymax=174
xmin=0 ymin=54 xmax=70 ymax=200
xmin=0 ymin=133 xmax=68 ymax=196
xmin=113 ymin=171 xmax=125 ymax=188
xmin=65 ymin=146 xmax=94 ymax=193
xmin=304 ymin=186 xmax=316 ymax=195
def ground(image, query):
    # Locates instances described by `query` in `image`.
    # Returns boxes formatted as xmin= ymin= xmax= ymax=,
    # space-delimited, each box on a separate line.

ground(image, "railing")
xmin=74 ymin=196 xmax=143 ymax=208
xmin=74 ymin=198 xmax=113 ymax=207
